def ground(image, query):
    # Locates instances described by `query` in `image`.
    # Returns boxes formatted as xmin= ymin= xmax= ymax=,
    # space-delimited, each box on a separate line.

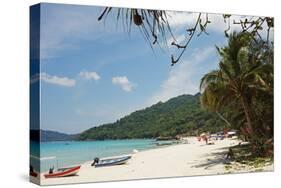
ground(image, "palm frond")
xmin=199 ymin=70 xmax=221 ymax=91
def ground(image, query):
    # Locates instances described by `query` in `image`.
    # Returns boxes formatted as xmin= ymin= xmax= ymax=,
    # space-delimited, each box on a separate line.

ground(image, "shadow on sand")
xmin=191 ymin=147 xmax=230 ymax=169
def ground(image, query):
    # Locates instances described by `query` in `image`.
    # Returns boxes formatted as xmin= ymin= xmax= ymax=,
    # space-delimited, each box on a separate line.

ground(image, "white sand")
xmin=35 ymin=137 xmax=273 ymax=185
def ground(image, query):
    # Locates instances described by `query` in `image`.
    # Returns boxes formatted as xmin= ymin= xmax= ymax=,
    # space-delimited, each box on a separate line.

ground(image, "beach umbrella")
xmin=200 ymin=133 xmax=206 ymax=137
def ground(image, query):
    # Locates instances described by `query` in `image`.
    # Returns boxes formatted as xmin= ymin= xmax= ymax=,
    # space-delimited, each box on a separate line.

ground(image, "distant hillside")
xmin=30 ymin=130 xmax=77 ymax=142
xmin=79 ymin=93 xmax=227 ymax=140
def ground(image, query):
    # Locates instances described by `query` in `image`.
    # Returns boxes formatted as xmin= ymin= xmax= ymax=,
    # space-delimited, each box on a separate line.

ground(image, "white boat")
xmin=91 ymin=156 xmax=131 ymax=167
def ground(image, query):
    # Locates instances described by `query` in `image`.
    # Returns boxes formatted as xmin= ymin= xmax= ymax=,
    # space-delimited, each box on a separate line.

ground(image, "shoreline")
xmin=34 ymin=137 xmax=273 ymax=185
xmin=36 ymin=138 xmax=180 ymax=172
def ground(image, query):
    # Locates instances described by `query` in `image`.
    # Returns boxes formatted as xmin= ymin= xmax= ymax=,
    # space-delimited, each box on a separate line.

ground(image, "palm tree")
xmin=200 ymin=32 xmax=270 ymax=139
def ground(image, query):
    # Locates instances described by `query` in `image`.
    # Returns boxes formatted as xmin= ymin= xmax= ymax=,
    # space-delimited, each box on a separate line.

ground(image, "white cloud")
xmin=166 ymin=11 xmax=231 ymax=32
xmin=79 ymin=71 xmax=100 ymax=80
xmin=30 ymin=74 xmax=40 ymax=84
xmin=147 ymin=47 xmax=215 ymax=105
xmin=163 ymin=12 xmax=273 ymax=51
xmin=167 ymin=34 xmax=186 ymax=46
xmin=167 ymin=12 xmax=199 ymax=28
xmin=166 ymin=11 xmax=271 ymax=37
xmin=112 ymin=76 xmax=134 ymax=92
xmin=40 ymin=72 xmax=76 ymax=87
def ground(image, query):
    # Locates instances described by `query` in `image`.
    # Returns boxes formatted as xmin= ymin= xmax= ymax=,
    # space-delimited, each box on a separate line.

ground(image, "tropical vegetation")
xmin=200 ymin=32 xmax=273 ymax=157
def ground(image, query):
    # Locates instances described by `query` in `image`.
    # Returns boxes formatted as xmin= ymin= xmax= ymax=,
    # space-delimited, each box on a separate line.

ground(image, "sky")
xmin=31 ymin=3 xmax=272 ymax=134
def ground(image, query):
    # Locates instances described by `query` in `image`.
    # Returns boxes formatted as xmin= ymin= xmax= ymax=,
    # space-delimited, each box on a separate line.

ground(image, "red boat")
xmin=44 ymin=165 xmax=81 ymax=178
xmin=30 ymin=171 xmax=38 ymax=177
xmin=30 ymin=166 xmax=38 ymax=177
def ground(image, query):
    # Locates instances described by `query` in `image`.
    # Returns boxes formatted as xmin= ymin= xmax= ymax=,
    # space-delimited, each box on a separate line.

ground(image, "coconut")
xmin=133 ymin=13 xmax=143 ymax=26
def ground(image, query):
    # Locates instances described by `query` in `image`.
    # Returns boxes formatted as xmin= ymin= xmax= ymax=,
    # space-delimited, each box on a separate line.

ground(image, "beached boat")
xmin=156 ymin=136 xmax=174 ymax=141
xmin=44 ymin=165 xmax=81 ymax=178
xmin=30 ymin=171 xmax=38 ymax=177
xmin=30 ymin=165 xmax=38 ymax=177
xmin=156 ymin=142 xmax=174 ymax=146
xmin=92 ymin=156 xmax=131 ymax=167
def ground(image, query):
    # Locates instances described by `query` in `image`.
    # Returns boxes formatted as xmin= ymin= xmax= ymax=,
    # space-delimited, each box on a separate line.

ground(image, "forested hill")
xmin=79 ymin=93 xmax=226 ymax=140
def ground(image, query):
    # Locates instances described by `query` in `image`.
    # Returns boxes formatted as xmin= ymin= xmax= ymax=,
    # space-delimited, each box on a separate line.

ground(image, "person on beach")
xmin=202 ymin=134 xmax=208 ymax=144
xmin=199 ymin=133 xmax=208 ymax=144
xmin=49 ymin=166 xmax=54 ymax=174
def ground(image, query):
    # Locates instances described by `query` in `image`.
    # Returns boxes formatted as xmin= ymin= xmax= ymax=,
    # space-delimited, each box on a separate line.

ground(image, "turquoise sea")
xmin=30 ymin=139 xmax=163 ymax=172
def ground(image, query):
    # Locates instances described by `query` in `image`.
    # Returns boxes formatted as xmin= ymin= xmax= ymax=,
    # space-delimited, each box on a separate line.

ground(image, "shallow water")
xmin=30 ymin=139 xmax=159 ymax=172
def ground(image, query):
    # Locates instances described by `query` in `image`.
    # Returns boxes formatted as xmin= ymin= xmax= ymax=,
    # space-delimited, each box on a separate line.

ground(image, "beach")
xmin=35 ymin=137 xmax=273 ymax=185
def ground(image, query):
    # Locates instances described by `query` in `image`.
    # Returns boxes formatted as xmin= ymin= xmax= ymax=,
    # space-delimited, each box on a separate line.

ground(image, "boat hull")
xmin=44 ymin=165 xmax=81 ymax=178
xmin=95 ymin=156 xmax=131 ymax=168
xmin=30 ymin=171 xmax=38 ymax=177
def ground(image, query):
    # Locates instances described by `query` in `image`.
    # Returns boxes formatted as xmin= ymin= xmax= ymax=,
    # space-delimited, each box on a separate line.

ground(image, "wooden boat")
xmin=44 ymin=165 xmax=81 ymax=178
xmin=30 ymin=166 xmax=38 ymax=177
xmin=30 ymin=171 xmax=38 ymax=177
xmin=92 ymin=156 xmax=131 ymax=167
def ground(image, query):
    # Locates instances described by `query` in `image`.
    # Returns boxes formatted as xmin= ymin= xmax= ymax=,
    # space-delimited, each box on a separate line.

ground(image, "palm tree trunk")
xmin=216 ymin=111 xmax=232 ymax=127
xmin=240 ymin=95 xmax=254 ymax=136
